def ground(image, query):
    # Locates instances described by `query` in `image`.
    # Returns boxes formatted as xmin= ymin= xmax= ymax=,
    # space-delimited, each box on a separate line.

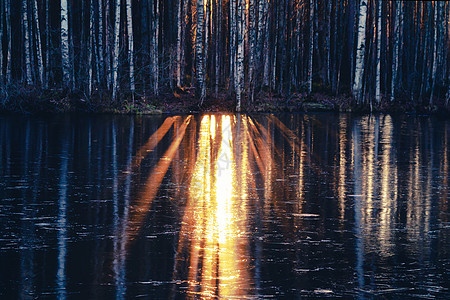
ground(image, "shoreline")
xmin=1 ymin=88 xmax=449 ymax=116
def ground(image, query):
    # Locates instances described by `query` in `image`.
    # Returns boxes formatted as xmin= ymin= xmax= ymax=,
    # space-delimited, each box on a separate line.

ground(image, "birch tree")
xmin=98 ymin=0 xmax=104 ymax=87
xmin=308 ymin=0 xmax=314 ymax=94
xmin=390 ymin=0 xmax=402 ymax=102
xmin=176 ymin=0 xmax=184 ymax=88
xmin=126 ymin=0 xmax=135 ymax=99
xmin=375 ymin=0 xmax=382 ymax=104
xmin=235 ymin=0 xmax=245 ymax=111
xmin=352 ymin=0 xmax=368 ymax=103
xmin=5 ymin=0 xmax=12 ymax=84
xmin=23 ymin=0 xmax=32 ymax=85
xmin=61 ymin=0 xmax=70 ymax=85
xmin=257 ymin=0 xmax=268 ymax=87
xmin=88 ymin=0 xmax=94 ymax=95
xmin=430 ymin=1 xmax=441 ymax=106
xmin=262 ymin=0 xmax=270 ymax=87
xmin=112 ymin=0 xmax=121 ymax=100
xmin=229 ymin=0 xmax=237 ymax=92
xmin=248 ymin=0 xmax=257 ymax=102
xmin=45 ymin=0 xmax=50 ymax=88
xmin=195 ymin=0 xmax=206 ymax=101
xmin=151 ymin=0 xmax=159 ymax=95
xmin=214 ymin=0 xmax=222 ymax=95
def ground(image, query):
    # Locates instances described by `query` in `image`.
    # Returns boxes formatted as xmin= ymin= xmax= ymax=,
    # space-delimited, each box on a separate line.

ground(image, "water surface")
xmin=0 ymin=113 xmax=449 ymax=299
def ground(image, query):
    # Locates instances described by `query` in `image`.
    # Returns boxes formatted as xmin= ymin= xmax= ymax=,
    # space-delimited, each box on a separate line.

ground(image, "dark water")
xmin=0 ymin=113 xmax=449 ymax=299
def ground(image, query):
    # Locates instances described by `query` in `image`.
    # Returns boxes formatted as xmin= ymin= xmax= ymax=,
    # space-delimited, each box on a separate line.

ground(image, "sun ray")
xmin=121 ymin=115 xmax=192 ymax=249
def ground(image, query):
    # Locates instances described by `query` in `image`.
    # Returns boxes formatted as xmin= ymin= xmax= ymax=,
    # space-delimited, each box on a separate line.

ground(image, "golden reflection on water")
xmin=338 ymin=115 xmax=348 ymax=223
xmin=175 ymin=115 xmax=251 ymax=299
xmin=378 ymin=116 xmax=397 ymax=256
xmin=353 ymin=116 xmax=400 ymax=258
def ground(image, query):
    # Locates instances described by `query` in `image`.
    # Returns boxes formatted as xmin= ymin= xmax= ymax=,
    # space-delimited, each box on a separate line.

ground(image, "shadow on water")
xmin=0 ymin=113 xmax=449 ymax=299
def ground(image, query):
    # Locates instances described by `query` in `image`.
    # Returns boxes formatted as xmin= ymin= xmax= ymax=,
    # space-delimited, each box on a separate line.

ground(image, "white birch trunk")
xmin=262 ymin=0 xmax=270 ymax=87
xmin=325 ymin=0 xmax=331 ymax=86
xmin=152 ymin=0 xmax=159 ymax=95
xmin=98 ymin=0 xmax=104 ymax=86
xmin=126 ymin=0 xmax=135 ymax=97
xmin=375 ymin=0 xmax=382 ymax=104
xmin=205 ymin=0 xmax=210 ymax=94
xmin=61 ymin=0 xmax=70 ymax=85
xmin=45 ymin=0 xmax=49 ymax=88
xmin=33 ymin=0 xmax=43 ymax=86
xmin=195 ymin=0 xmax=205 ymax=101
xmin=105 ymin=0 xmax=111 ymax=90
xmin=390 ymin=1 xmax=401 ymax=102
xmin=88 ymin=0 xmax=94 ymax=95
xmin=308 ymin=0 xmax=314 ymax=94
xmin=23 ymin=0 xmax=32 ymax=85
xmin=112 ymin=0 xmax=121 ymax=101
xmin=248 ymin=0 xmax=256 ymax=102
xmin=430 ymin=1 xmax=439 ymax=106
xmin=176 ymin=0 xmax=183 ymax=87
xmin=230 ymin=0 xmax=236 ymax=92
xmin=352 ymin=0 xmax=368 ymax=103
xmin=236 ymin=0 xmax=245 ymax=111
xmin=6 ymin=0 xmax=12 ymax=84
xmin=215 ymin=0 xmax=221 ymax=95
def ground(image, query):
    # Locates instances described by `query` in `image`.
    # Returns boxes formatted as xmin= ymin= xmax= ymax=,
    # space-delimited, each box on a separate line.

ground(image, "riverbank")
xmin=0 ymin=86 xmax=449 ymax=116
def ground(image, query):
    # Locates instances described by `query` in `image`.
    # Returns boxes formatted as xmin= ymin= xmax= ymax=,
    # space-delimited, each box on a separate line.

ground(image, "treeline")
xmin=0 ymin=0 xmax=449 ymax=111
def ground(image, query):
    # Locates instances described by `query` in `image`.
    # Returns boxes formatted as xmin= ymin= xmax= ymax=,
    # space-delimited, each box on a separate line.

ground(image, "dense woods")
xmin=0 ymin=0 xmax=449 ymax=112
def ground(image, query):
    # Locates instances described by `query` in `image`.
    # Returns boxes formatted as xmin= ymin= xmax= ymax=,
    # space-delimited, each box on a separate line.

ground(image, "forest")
xmin=0 ymin=0 xmax=448 ymax=112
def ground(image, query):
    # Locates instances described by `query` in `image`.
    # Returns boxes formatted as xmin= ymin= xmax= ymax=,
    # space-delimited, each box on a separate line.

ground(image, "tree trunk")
xmin=348 ymin=0 xmax=356 ymax=87
xmin=257 ymin=0 xmax=267 ymax=88
xmin=195 ymin=0 xmax=205 ymax=102
xmin=325 ymin=0 xmax=332 ymax=87
xmin=419 ymin=3 xmax=432 ymax=102
xmin=262 ymin=0 xmax=270 ymax=88
xmin=271 ymin=4 xmax=278 ymax=90
xmin=236 ymin=0 xmax=245 ymax=111
xmin=61 ymin=0 xmax=70 ymax=86
xmin=88 ymin=0 xmax=94 ymax=95
xmin=5 ymin=0 xmax=12 ymax=84
xmin=390 ymin=0 xmax=401 ymax=102
xmin=215 ymin=0 xmax=221 ymax=95
xmin=230 ymin=0 xmax=236 ymax=93
xmin=430 ymin=1 xmax=440 ymax=106
xmin=307 ymin=0 xmax=314 ymax=94
xmin=152 ymin=0 xmax=159 ymax=95
xmin=126 ymin=0 xmax=135 ymax=98
xmin=375 ymin=0 xmax=382 ymax=104
xmin=176 ymin=0 xmax=184 ymax=87
xmin=352 ymin=0 xmax=368 ymax=104
xmin=112 ymin=0 xmax=121 ymax=101
xmin=24 ymin=0 xmax=32 ymax=85
xmin=105 ymin=0 xmax=111 ymax=90
xmin=98 ymin=0 xmax=104 ymax=87
xmin=45 ymin=0 xmax=50 ymax=88
xmin=248 ymin=0 xmax=256 ymax=102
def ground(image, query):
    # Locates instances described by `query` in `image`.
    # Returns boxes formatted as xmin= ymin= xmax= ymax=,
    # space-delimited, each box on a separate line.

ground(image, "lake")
xmin=0 ymin=113 xmax=449 ymax=299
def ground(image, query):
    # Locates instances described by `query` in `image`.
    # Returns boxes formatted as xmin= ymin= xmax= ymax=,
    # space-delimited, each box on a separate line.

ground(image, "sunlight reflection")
xmin=124 ymin=115 xmax=192 ymax=244
xmin=175 ymin=115 xmax=251 ymax=298
xmin=378 ymin=115 xmax=397 ymax=256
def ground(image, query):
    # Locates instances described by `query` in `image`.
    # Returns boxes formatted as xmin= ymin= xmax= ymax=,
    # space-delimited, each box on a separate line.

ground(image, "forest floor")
xmin=0 ymin=86 xmax=449 ymax=116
